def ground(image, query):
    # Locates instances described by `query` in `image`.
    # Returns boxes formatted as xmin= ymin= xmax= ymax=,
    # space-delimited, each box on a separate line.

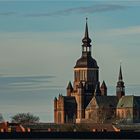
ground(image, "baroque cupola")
xmin=73 ymin=18 xmax=99 ymax=93
xmin=74 ymin=18 xmax=98 ymax=69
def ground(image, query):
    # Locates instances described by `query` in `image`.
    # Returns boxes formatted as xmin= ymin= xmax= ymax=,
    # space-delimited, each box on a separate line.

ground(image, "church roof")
xmin=86 ymin=96 xmax=118 ymax=110
xmin=74 ymin=55 xmax=98 ymax=68
xmin=117 ymin=96 xmax=140 ymax=108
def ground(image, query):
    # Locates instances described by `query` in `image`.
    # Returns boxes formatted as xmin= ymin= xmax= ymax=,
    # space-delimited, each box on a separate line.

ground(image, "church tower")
xmin=73 ymin=18 xmax=99 ymax=93
xmin=54 ymin=19 xmax=100 ymax=124
xmin=116 ymin=65 xmax=125 ymax=99
xmin=73 ymin=18 xmax=99 ymax=123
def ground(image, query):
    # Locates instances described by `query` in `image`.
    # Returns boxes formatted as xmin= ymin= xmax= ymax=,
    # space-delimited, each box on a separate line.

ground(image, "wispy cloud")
xmin=25 ymin=4 xmax=127 ymax=17
xmin=0 ymin=12 xmax=16 ymax=16
xmin=0 ymin=4 xmax=127 ymax=18
xmin=98 ymin=25 xmax=140 ymax=36
xmin=0 ymin=75 xmax=59 ymax=90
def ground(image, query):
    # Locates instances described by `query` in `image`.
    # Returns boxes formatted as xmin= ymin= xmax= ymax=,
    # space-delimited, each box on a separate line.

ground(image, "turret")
xmin=66 ymin=81 xmax=73 ymax=96
xmin=116 ymin=65 xmax=125 ymax=99
xmin=100 ymin=80 xmax=107 ymax=96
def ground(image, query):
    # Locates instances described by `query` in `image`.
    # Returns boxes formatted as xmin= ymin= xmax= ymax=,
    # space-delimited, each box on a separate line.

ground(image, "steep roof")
xmin=67 ymin=81 xmax=73 ymax=90
xmin=86 ymin=96 xmax=118 ymax=110
xmin=117 ymin=96 xmax=140 ymax=108
xmin=101 ymin=80 xmax=107 ymax=89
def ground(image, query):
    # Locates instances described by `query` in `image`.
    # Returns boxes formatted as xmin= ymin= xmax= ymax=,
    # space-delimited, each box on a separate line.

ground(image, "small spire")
xmin=54 ymin=97 xmax=57 ymax=101
xmin=101 ymin=80 xmax=107 ymax=89
xmin=119 ymin=65 xmax=123 ymax=81
xmin=67 ymin=81 xmax=73 ymax=90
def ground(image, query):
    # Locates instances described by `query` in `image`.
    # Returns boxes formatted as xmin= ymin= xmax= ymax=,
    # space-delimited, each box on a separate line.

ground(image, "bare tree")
xmin=11 ymin=113 xmax=39 ymax=124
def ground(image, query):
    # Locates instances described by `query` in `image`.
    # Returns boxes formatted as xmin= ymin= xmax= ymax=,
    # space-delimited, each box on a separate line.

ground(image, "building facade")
xmin=116 ymin=96 xmax=140 ymax=123
xmin=54 ymin=19 xmax=140 ymax=124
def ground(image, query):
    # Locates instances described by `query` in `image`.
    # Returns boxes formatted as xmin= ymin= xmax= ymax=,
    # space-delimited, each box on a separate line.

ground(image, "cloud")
xmin=97 ymin=25 xmax=140 ymax=37
xmin=25 ymin=4 xmax=127 ymax=17
xmin=0 ymin=12 xmax=16 ymax=16
xmin=0 ymin=75 xmax=59 ymax=90
xmin=0 ymin=4 xmax=128 ymax=18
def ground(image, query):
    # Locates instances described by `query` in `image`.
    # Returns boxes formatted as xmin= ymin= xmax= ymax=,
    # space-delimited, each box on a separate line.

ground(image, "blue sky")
xmin=0 ymin=0 xmax=140 ymax=122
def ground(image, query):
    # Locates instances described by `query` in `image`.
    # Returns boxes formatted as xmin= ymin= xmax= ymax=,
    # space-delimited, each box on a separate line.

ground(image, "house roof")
xmin=86 ymin=96 xmax=118 ymax=110
xmin=117 ymin=96 xmax=140 ymax=108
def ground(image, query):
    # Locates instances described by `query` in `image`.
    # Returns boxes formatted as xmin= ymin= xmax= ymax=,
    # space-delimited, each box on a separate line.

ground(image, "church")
xmin=54 ymin=19 xmax=140 ymax=124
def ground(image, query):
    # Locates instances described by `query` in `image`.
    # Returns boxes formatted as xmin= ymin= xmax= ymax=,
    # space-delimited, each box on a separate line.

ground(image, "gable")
xmin=86 ymin=97 xmax=99 ymax=110
xmin=117 ymin=96 xmax=140 ymax=109
xmin=117 ymin=96 xmax=133 ymax=108
xmin=86 ymin=96 xmax=118 ymax=110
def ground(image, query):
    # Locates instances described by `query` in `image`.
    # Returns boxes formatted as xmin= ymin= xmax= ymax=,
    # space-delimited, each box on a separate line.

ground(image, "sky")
xmin=0 ymin=0 xmax=140 ymax=122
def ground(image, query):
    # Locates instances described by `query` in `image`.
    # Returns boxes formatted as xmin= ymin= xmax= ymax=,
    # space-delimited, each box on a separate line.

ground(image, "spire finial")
xmin=86 ymin=17 xmax=88 ymax=22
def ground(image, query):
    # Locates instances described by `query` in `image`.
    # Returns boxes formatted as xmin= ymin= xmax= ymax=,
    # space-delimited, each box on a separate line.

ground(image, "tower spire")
xmin=119 ymin=64 xmax=123 ymax=81
xmin=82 ymin=18 xmax=91 ymax=55
xmin=116 ymin=64 xmax=125 ymax=99
xmin=82 ymin=18 xmax=91 ymax=49
xmin=85 ymin=18 xmax=89 ymax=39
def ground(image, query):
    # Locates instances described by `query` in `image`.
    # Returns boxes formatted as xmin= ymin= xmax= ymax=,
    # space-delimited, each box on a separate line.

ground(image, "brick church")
xmin=54 ymin=19 xmax=140 ymax=124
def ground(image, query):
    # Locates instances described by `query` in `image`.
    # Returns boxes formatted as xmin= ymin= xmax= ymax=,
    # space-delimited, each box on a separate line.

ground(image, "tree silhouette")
xmin=11 ymin=113 xmax=39 ymax=124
